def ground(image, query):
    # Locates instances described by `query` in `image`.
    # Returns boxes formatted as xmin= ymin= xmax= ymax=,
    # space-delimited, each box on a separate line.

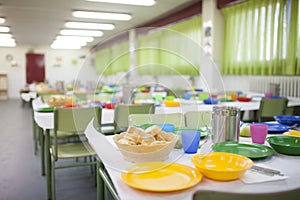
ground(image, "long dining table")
xmin=84 ymin=121 xmax=300 ymax=200
xmin=155 ymin=96 xmax=300 ymax=114
xmin=32 ymin=96 xmax=300 ymax=199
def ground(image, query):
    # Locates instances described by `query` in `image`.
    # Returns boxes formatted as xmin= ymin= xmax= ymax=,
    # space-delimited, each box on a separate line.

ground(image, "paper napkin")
xmin=241 ymin=169 xmax=287 ymax=184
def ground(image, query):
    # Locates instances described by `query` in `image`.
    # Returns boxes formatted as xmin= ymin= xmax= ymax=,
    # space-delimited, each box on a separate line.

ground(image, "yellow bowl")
xmin=164 ymin=100 xmax=180 ymax=107
xmin=191 ymin=152 xmax=253 ymax=181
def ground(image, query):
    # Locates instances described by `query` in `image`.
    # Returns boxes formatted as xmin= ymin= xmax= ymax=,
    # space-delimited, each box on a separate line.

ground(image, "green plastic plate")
xmin=37 ymin=107 xmax=54 ymax=112
xmin=267 ymin=136 xmax=300 ymax=156
xmin=212 ymin=141 xmax=275 ymax=159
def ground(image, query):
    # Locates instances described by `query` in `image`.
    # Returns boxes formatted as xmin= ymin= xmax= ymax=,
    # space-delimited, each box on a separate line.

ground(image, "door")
xmin=26 ymin=53 xmax=45 ymax=84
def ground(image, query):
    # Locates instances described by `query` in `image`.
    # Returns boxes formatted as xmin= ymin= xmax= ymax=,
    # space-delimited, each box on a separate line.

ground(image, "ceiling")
xmin=0 ymin=0 xmax=201 ymax=49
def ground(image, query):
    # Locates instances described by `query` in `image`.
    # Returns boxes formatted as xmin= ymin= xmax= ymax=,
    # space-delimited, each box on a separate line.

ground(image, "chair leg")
xmin=45 ymin=129 xmax=52 ymax=200
xmin=104 ymin=185 xmax=109 ymax=200
xmin=33 ymin=121 xmax=38 ymax=155
xmin=97 ymin=160 xmax=104 ymax=200
xmin=89 ymin=156 xmax=94 ymax=174
xmin=94 ymin=157 xmax=97 ymax=186
xmin=51 ymin=157 xmax=56 ymax=200
xmin=39 ymin=127 xmax=45 ymax=176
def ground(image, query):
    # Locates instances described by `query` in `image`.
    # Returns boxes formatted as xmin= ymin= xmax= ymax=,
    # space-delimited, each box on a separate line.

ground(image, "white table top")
xmin=32 ymin=98 xmax=114 ymax=130
xmin=84 ymin=121 xmax=300 ymax=200
xmin=33 ymin=95 xmax=300 ymax=130
xmin=21 ymin=92 xmax=37 ymax=102
xmin=156 ymin=97 xmax=300 ymax=114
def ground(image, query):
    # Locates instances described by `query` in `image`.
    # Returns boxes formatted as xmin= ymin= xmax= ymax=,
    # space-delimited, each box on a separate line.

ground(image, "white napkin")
xmin=241 ymin=169 xmax=287 ymax=184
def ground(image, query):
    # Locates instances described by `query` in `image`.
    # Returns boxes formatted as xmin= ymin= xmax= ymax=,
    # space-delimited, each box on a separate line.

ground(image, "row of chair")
xmin=108 ymin=97 xmax=290 ymax=135
xmin=104 ymin=104 xmax=213 ymax=135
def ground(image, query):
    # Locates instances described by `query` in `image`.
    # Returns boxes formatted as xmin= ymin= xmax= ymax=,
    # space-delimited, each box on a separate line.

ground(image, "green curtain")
xmin=289 ymin=0 xmax=300 ymax=75
xmin=137 ymin=31 xmax=162 ymax=75
xmin=95 ymin=41 xmax=130 ymax=75
xmin=221 ymin=0 xmax=300 ymax=75
xmin=137 ymin=15 xmax=202 ymax=75
xmin=95 ymin=48 xmax=111 ymax=75
xmin=109 ymin=41 xmax=130 ymax=73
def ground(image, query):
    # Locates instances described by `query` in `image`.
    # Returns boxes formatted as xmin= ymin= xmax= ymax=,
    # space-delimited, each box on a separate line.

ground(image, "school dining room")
xmin=1 ymin=0 xmax=300 ymax=200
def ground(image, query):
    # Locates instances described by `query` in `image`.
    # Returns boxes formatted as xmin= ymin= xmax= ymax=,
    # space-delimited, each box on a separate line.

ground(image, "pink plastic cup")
xmin=250 ymin=124 xmax=268 ymax=144
xmin=264 ymin=93 xmax=272 ymax=98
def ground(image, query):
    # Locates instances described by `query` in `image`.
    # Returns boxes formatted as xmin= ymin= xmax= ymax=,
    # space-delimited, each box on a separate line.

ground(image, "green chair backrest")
xmin=134 ymin=92 xmax=153 ymax=100
xmin=38 ymin=93 xmax=65 ymax=103
xmin=53 ymin=106 xmax=102 ymax=158
xmin=87 ymin=93 xmax=112 ymax=102
xmin=74 ymin=92 xmax=88 ymax=101
xmin=167 ymin=89 xmax=185 ymax=98
xmin=128 ymin=113 xmax=185 ymax=128
xmin=114 ymin=104 xmax=155 ymax=132
xmin=193 ymin=189 xmax=300 ymax=200
xmin=184 ymin=111 xmax=212 ymax=128
xmin=258 ymin=98 xmax=288 ymax=122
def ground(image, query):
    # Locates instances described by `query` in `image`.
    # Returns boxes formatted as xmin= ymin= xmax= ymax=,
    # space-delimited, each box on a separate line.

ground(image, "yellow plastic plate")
xmin=283 ymin=130 xmax=300 ymax=137
xmin=121 ymin=162 xmax=202 ymax=192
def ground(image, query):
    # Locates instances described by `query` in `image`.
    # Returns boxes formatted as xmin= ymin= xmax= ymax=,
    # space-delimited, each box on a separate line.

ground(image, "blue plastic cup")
xmin=110 ymin=97 xmax=119 ymax=103
xmin=157 ymin=123 xmax=175 ymax=133
xmin=181 ymin=130 xmax=201 ymax=154
xmin=184 ymin=93 xmax=193 ymax=100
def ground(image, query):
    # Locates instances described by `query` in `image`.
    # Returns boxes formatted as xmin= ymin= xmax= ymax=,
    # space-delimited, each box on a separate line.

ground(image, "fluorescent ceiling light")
xmin=51 ymin=38 xmax=84 ymax=49
xmin=86 ymin=0 xmax=156 ymax=6
xmin=52 ymin=40 xmax=87 ymax=47
xmin=0 ymin=38 xmax=16 ymax=47
xmin=0 ymin=26 xmax=10 ymax=32
xmin=0 ymin=33 xmax=13 ymax=38
xmin=73 ymin=11 xmax=131 ymax=21
xmin=51 ymin=43 xmax=81 ymax=50
xmin=0 ymin=17 xmax=5 ymax=24
xmin=60 ymin=29 xmax=103 ymax=37
xmin=65 ymin=22 xmax=114 ymax=30
xmin=56 ymin=35 xmax=94 ymax=43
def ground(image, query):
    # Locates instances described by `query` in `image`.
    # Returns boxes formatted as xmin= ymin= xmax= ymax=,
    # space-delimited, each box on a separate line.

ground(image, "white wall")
xmin=0 ymin=46 xmax=98 ymax=98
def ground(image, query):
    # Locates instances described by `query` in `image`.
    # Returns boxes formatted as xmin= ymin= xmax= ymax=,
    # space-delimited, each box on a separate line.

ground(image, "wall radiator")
xmin=249 ymin=76 xmax=300 ymax=98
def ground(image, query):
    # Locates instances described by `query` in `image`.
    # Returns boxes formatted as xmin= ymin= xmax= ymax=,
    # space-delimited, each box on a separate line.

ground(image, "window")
xmin=221 ymin=0 xmax=299 ymax=75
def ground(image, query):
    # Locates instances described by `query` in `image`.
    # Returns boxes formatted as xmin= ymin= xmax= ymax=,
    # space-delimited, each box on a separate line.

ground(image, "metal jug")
xmin=212 ymin=106 xmax=240 ymax=143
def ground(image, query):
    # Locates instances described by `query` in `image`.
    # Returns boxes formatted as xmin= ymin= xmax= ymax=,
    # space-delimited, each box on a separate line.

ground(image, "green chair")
xmin=50 ymin=106 xmax=102 ymax=200
xmin=167 ymin=89 xmax=185 ymax=98
xmin=257 ymin=98 xmax=288 ymax=122
xmin=100 ymin=104 xmax=155 ymax=134
xmin=128 ymin=113 xmax=185 ymax=128
xmin=87 ymin=93 xmax=112 ymax=103
xmin=193 ymin=189 xmax=300 ymax=200
xmin=134 ymin=92 xmax=153 ymax=100
xmin=37 ymin=92 xmax=65 ymax=103
xmin=184 ymin=111 xmax=212 ymax=128
xmin=74 ymin=92 xmax=88 ymax=101
xmin=113 ymin=104 xmax=155 ymax=133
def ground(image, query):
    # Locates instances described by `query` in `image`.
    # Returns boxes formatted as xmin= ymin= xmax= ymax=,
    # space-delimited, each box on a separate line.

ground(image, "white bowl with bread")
xmin=113 ymin=125 xmax=178 ymax=163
